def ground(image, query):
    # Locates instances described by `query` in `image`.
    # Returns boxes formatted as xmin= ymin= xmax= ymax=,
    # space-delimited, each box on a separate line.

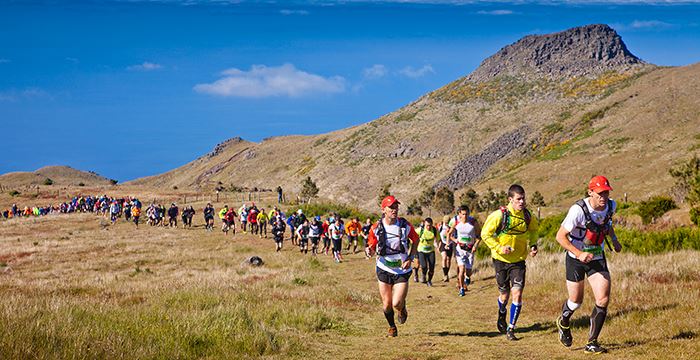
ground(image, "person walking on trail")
xmin=446 ymin=205 xmax=482 ymax=296
xmin=203 ymin=203 xmax=215 ymax=232
xmin=361 ymin=218 xmax=372 ymax=259
xmin=321 ymin=216 xmax=331 ymax=255
xmin=481 ymin=184 xmax=539 ymax=341
xmin=239 ymin=204 xmax=249 ymax=233
xmin=555 ymin=176 xmax=622 ymax=354
xmin=345 ymin=217 xmax=362 ymax=254
xmin=287 ymin=212 xmax=298 ymax=245
xmin=276 ymin=186 xmax=283 ymax=203
xmin=257 ymin=208 xmax=268 ymax=238
xmin=218 ymin=205 xmax=229 ymax=233
xmin=309 ymin=216 xmax=323 ymax=255
xmin=329 ymin=217 xmax=345 ymax=263
xmin=366 ymin=195 xmax=419 ymax=337
xmin=271 ymin=215 xmax=286 ymax=252
xmin=296 ymin=219 xmax=310 ymax=254
xmin=416 ymin=217 xmax=439 ymax=287
xmin=224 ymin=207 xmax=237 ymax=235
xmin=132 ymin=205 xmax=141 ymax=228
xmin=438 ymin=215 xmax=454 ymax=282
xmin=168 ymin=203 xmax=179 ymax=227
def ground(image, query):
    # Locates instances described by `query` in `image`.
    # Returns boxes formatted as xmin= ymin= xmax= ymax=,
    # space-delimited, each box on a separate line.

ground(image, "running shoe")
xmin=506 ymin=327 xmax=519 ymax=341
xmin=459 ymin=288 xmax=465 ymax=297
xmin=397 ymin=307 xmax=408 ymax=324
xmin=426 ymin=281 xmax=432 ymax=287
xmin=464 ymin=277 xmax=471 ymax=286
xmin=556 ymin=316 xmax=573 ymax=347
xmin=584 ymin=341 xmax=607 ymax=354
xmin=497 ymin=311 xmax=508 ymax=334
xmin=387 ymin=327 xmax=398 ymax=337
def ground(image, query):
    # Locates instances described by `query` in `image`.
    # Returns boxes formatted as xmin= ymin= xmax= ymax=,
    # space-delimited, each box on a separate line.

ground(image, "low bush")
xmin=636 ymin=196 xmax=677 ymax=224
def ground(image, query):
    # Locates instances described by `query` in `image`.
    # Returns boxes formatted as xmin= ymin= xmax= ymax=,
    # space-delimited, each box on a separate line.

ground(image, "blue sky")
xmin=1 ymin=0 xmax=699 ymax=181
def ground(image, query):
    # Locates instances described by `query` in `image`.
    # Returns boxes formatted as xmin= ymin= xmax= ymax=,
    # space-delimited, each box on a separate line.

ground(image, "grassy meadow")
xmin=1 ymin=210 xmax=699 ymax=359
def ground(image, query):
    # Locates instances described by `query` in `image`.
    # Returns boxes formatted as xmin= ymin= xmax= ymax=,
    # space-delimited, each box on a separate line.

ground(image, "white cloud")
xmin=477 ymin=10 xmax=514 ymax=15
xmin=127 ymin=62 xmax=163 ymax=71
xmin=280 ymin=9 xmax=310 ymax=15
xmin=194 ymin=63 xmax=346 ymax=98
xmin=65 ymin=57 xmax=79 ymax=63
xmin=0 ymin=58 xmax=9 ymax=64
xmin=0 ymin=87 xmax=51 ymax=102
xmin=397 ymin=65 xmax=435 ymax=78
xmin=630 ymin=20 xmax=674 ymax=29
xmin=363 ymin=64 xmax=388 ymax=79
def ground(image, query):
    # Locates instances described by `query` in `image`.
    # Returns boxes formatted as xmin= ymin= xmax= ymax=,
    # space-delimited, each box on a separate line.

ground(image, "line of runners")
xmin=3 ymin=176 xmax=621 ymax=354
xmin=368 ymin=176 xmax=621 ymax=355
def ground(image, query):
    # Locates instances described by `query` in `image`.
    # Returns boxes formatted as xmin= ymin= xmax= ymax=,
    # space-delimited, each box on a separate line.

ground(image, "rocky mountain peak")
xmin=467 ymin=24 xmax=646 ymax=82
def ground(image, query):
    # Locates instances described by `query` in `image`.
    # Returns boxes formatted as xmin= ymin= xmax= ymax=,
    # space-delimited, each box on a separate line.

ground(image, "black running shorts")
xmin=493 ymin=259 xmax=526 ymax=293
xmin=439 ymin=242 xmax=453 ymax=257
xmin=376 ymin=267 xmax=411 ymax=285
xmin=565 ymin=255 xmax=609 ymax=282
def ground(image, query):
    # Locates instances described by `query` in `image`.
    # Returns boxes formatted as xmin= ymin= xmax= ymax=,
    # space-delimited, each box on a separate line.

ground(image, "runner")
xmin=309 ymin=216 xmax=323 ymax=255
xmin=132 ymin=205 xmax=141 ymax=228
xmin=219 ymin=205 xmax=229 ymax=233
xmin=446 ymin=205 xmax=481 ymax=296
xmin=203 ymin=203 xmax=215 ymax=232
xmin=271 ymin=215 xmax=286 ymax=252
xmin=239 ymin=204 xmax=248 ymax=233
xmin=224 ymin=207 xmax=237 ymax=235
xmin=329 ymin=217 xmax=345 ymax=263
xmin=257 ymin=208 xmax=268 ymax=238
xmin=555 ymin=176 xmax=622 ymax=354
xmin=416 ymin=217 xmax=439 ymax=287
xmin=321 ymin=216 xmax=331 ymax=255
xmin=481 ymin=184 xmax=539 ymax=341
xmin=361 ymin=218 xmax=372 ymax=259
xmin=366 ymin=195 xmax=419 ymax=337
xmin=168 ymin=203 xmax=179 ymax=227
xmin=287 ymin=212 xmax=298 ymax=245
xmin=345 ymin=217 xmax=362 ymax=254
xmin=296 ymin=219 xmax=310 ymax=254
xmin=438 ymin=215 xmax=454 ymax=282
xmin=109 ymin=201 xmax=120 ymax=224
xmin=248 ymin=206 xmax=259 ymax=235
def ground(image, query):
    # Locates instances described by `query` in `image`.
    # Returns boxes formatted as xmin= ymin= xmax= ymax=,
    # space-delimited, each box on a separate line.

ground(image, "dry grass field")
xmin=1 ymin=209 xmax=699 ymax=360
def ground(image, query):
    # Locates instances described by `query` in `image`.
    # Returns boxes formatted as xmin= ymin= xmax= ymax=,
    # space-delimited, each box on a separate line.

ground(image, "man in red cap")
xmin=366 ymin=195 xmax=419 ymax=337
xmin=554 ymin=175 xmax=622 ymax=354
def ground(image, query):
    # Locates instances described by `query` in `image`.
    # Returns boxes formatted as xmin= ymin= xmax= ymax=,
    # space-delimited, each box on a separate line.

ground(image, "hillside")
xmin=129 ymin=24 xmax=700 ymax=211
xmin=0 ymin=166 xmax=113 ymax=188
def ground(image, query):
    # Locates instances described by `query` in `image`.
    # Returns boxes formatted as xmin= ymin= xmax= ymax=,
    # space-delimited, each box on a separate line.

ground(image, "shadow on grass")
xmin=429 ymin=322 xmax=553 ymax=338
xmin=567 ymin=303 xmax=679 ymax=330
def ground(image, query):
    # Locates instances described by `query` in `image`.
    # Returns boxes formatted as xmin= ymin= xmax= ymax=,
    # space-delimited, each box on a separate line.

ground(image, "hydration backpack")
xmin=569 ymin=199 xmax=614 ymax=249
xmin=495 ymin=207 xmax=531 ymax=236
xmin=375 ymin=217 xmax=410 ymax=256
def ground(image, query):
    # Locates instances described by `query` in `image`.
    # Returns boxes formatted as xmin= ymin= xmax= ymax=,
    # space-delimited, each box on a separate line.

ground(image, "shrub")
xmin=288 ymin=202 xmax=376 ymax=222
xmin=377 ymin=184 xmax=391 ymax=207
xmin=406 ymin=199 xmax=423 ymax=216
xmin=635 ymin=196 xmax=678 ymax=225
xmin=78 ymin=182 xmax=85 ymax=187
xmin=433 ymin=187 xmax=455 ymax=216
xmin=109 ymin=179 xmax=118 ymax=185
xmin=9 ymin=190 xmax=20 ymax=196
xmin=530 ymin=191 xmax=546 ymax=207
xmin=459 ymin=188 xmax=481 ymax=212
xmin=690 ymin=207 xmax=700 ymax=226
xmin=300 ymin=177 xmax=319 ymax=202
xmin=615 ymin=227 xmax=700 ymax=255
xmin=43 ymin=178 xmax=53 ymax=186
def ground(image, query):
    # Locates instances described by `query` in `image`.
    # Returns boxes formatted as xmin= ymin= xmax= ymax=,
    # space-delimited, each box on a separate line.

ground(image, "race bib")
xmin=384 ymin=259 xmax=402 ymax=268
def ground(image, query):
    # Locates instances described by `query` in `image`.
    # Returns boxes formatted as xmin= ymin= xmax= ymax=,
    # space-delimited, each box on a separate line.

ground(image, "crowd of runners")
xmin=2 ymin=175 xmax=622 ymax=354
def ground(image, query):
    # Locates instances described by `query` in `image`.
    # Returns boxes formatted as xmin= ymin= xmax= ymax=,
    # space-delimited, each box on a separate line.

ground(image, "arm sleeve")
xmin=480 ymin=210 xmax=503 ymax=251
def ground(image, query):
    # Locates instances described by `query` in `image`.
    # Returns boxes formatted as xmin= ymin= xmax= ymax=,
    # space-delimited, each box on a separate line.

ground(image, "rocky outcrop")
xmin=467 ymin=24 xmax=645 ymax=82
xmin=207 ymin=137 xmax=244 ymax=159
xmin=435 ymin=126 xmax=530 ymax=190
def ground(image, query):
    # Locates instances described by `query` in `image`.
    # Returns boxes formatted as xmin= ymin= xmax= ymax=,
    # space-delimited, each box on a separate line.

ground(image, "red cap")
xmin=588 ymin=175 xmax=613 ymax=192
xmin=381 ymin=195 xmax=401 ymax=208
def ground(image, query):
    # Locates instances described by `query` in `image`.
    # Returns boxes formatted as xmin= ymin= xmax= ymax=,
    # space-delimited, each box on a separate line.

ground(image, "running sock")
xmin=498 ymin=298 xmax=507 ymax=314
xmin=509 ymin=302 xmax=522 ymax=329
xmin=384 ymin=309 xmax=396 ymax=328
xmin=561 ymin=300 xmax=581 ymax=327
xmin=589 ymin=305 xmax=607 ymax=342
